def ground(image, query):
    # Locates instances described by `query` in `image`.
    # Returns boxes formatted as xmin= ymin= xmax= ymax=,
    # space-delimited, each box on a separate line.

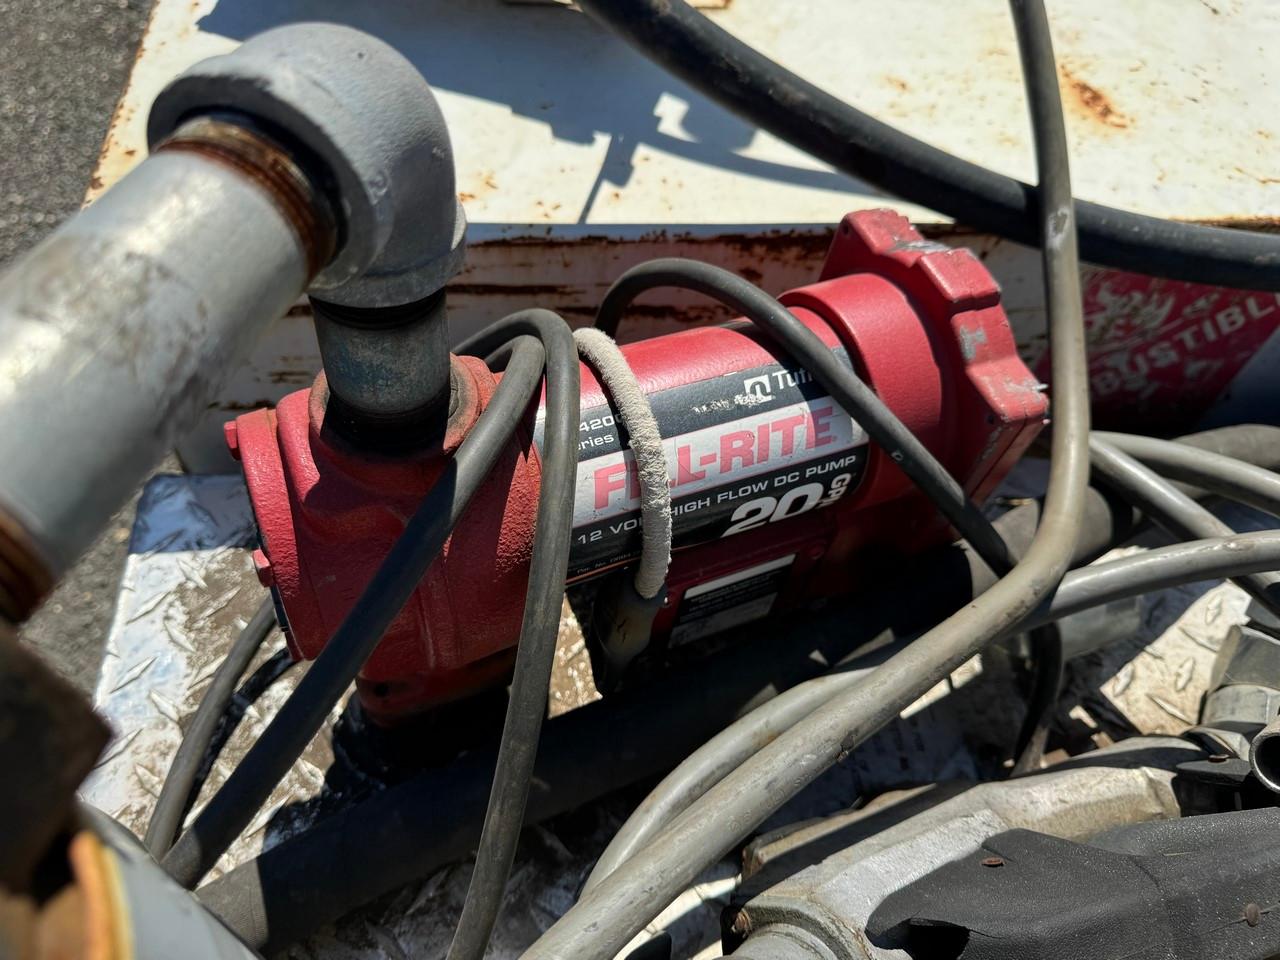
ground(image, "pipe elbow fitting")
xmin=147 ymin=22 xmax=466 ymax=306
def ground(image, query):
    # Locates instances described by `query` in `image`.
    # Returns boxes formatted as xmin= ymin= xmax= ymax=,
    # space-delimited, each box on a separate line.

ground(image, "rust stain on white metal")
xmin=92 ymin=0 xmax=1280 ymax=219
xmin=86 ymin=0 xmax=229 ymax=205
xmin=1060 ymin=62 xmax=1132 ymax=130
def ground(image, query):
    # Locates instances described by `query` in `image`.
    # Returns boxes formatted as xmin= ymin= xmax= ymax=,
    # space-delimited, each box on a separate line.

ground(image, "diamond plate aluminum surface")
xmin=80 ymin=471 xmax=1274 ymax=958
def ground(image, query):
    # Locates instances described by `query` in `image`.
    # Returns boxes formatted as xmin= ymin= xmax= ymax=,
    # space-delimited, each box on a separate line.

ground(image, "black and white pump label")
xmin=538 ymin=348 xmax=870 ymax=579
xmin=669 ymin=554 xmax=796 ymax=648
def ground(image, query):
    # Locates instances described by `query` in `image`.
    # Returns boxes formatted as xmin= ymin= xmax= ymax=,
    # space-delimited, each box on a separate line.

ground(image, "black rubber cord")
xmin=144 ymin=596 xmax=278 ymax=859
xmin=594 ymin=259 xmax=1017 ymax=579
xmin=161 ymin=334 xmax=550 ymax=889
xmin=576 ymin=0 xmax=1280 ymax=292
xmin=445 ymin=310 xmax=580 ymax=960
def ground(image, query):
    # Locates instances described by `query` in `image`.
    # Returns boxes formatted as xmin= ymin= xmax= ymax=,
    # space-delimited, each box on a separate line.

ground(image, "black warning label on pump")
xmin=535 ymin=348 xmax=870 ymax=580
xmin=669 ymin=554 xmax=796 ymax=648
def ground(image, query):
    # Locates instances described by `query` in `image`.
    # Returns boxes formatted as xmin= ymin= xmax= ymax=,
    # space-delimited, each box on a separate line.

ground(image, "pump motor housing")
xmin=229 ymin=210 xmax=1047 ymax=721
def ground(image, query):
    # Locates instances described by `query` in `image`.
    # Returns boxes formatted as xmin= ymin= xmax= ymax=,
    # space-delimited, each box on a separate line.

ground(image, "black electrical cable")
xmin=445 ymin=310 xmax=580 ymax=960
xmin=576 ymin=0 xmax=1280 ymax=292
xmin=525 ymin=0 xmax=1090 ymax=951
xmin=595 ymin=433 xmax=1280 ymax=869
xmin=595 ymin=259 xmax=1016 ymax=579
xmin=161 ymin=335 xmax=549 ymax=890
xmin=588 ymin=0 xmax=1070 ymax=885
xmin=587 ymin=443 xmax=1280 ymax=877
xmin=202 ymin=535 xmax=1280 ymax=958
xmin=144 ymin=596 xmax=277 ymax=859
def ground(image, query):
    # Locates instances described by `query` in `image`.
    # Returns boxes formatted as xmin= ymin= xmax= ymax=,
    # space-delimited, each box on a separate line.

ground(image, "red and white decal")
xmin=575 ymin=395 xmax=867 ymax=528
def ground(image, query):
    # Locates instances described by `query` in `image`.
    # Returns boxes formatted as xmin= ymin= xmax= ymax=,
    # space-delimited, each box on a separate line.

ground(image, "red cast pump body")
xmin=229 ymin=211 xmax=1046 ymax=722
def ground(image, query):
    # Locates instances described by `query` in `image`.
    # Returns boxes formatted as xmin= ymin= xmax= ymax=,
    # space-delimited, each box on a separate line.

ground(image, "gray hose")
xmin=1096 ymin=432 xmax=1280 ymax=520
xmin=586 ymin=525 xmax=1280 ymax=891
xmin=583 ymin=666 xmax=875 ymax=894
xmin=521 ymin=2 xmax=1090 ymax=955
xmin=573 ymin=328 xmax=671 ymax=598
xmin=1029 ymin=530 xmax=1280 ymax=629
xmin=1089 ymin=439 xmax=1280 ymax=619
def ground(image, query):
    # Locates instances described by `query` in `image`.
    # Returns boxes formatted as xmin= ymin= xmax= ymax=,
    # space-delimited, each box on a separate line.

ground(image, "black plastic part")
xmin=1177 ymin=756 xmax=1255 ymax=786
xmin=624 ymin=933 xmax=673 ymax=960
xmin=867 ymin=809 xmax=1280 ymax=959
xmin=445 ymin=310 xmax=580 ymax=960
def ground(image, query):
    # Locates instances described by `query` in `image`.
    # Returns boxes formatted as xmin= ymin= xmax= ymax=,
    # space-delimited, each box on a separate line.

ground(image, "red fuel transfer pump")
xmin=229 ymin=210 xmax=1046 ymax=721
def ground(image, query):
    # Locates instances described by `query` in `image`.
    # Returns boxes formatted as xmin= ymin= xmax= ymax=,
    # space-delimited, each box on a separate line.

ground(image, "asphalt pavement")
xmin=0 ymin=0 xmax=156 ymax=694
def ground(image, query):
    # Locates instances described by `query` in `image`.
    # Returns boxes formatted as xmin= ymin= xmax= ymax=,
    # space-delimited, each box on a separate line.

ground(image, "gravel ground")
xmin=0 ymin=0 xmax=156 ymax=694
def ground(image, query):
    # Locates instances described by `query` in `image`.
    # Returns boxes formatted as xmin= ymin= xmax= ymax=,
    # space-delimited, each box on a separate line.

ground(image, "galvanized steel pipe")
xmin=0 ymin=22 xmax=467 ymax=617
xmin=0 ymin=135 xmax=329 ymax=618
xmin=151 ymin=22 xmax=469 ymax=448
